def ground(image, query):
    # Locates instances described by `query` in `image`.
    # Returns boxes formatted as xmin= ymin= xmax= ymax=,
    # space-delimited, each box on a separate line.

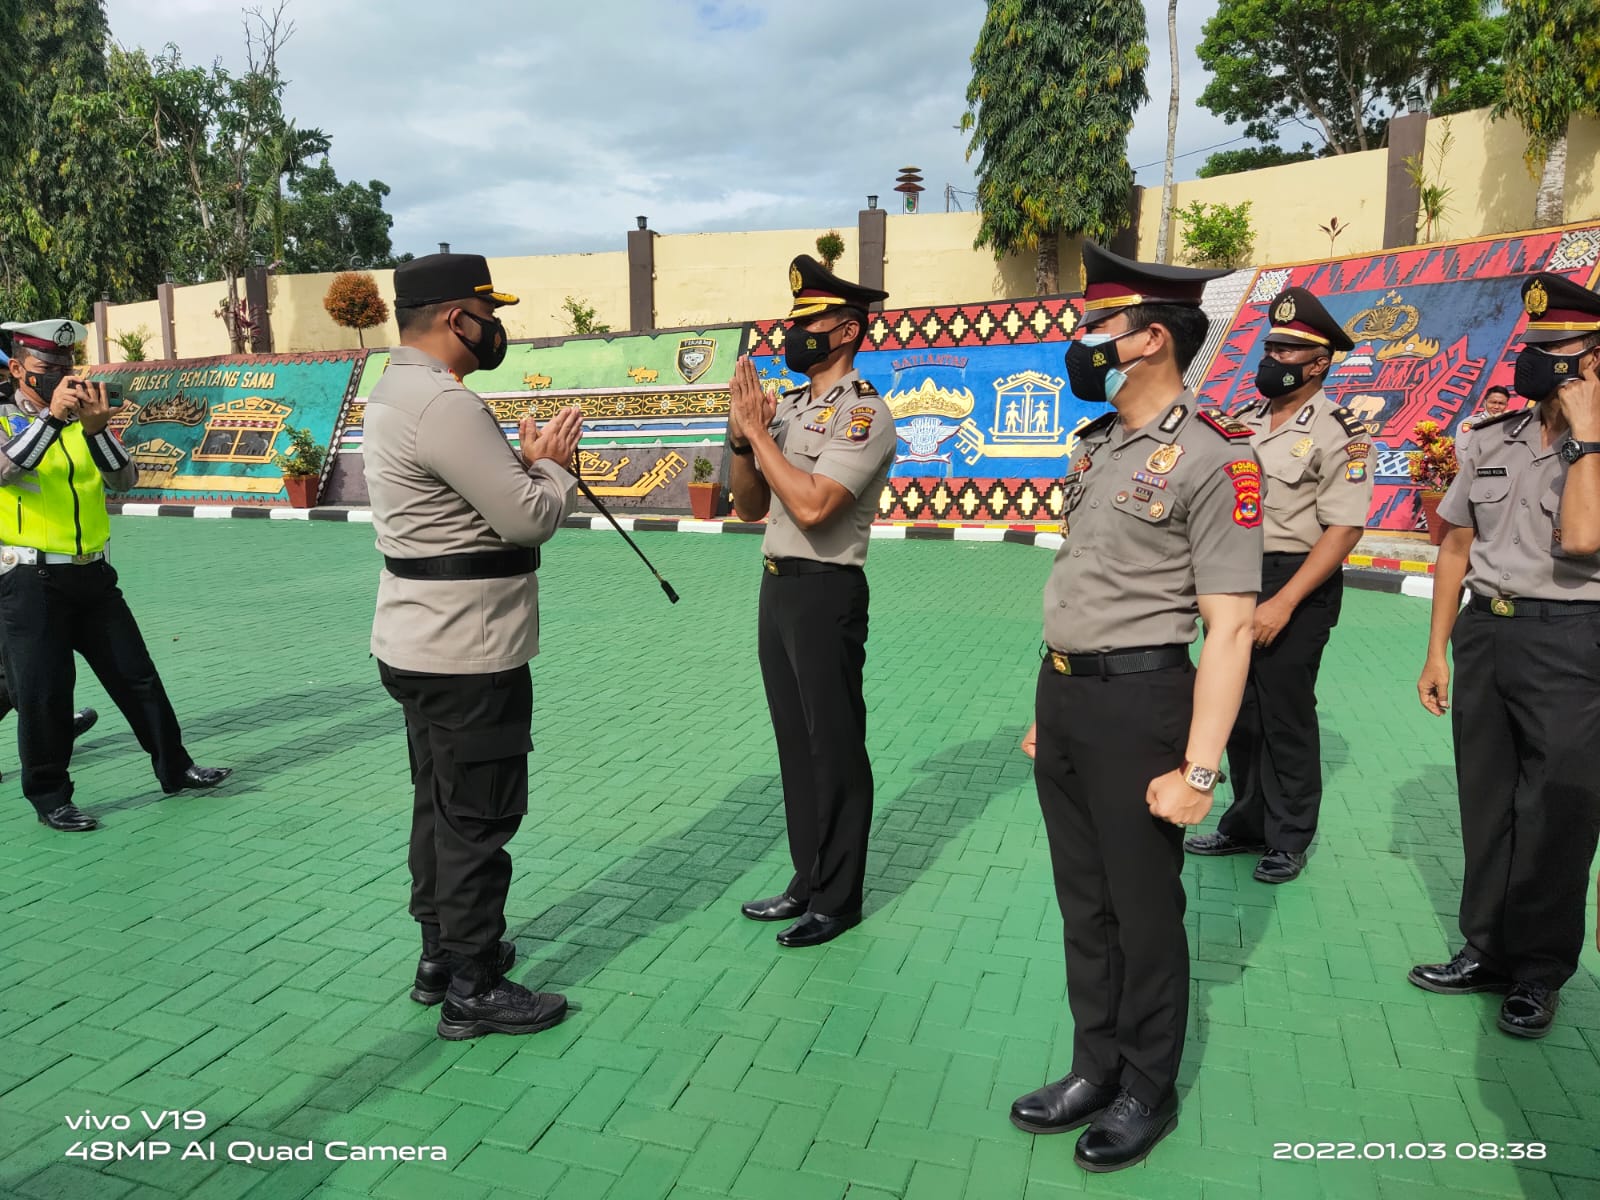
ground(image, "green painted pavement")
xmin=0 ymin=519 xmax=1596 ymax=1200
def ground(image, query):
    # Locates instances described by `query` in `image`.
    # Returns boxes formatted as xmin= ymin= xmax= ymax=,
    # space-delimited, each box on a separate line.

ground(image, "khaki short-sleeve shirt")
xmin=1242 ymin=393 xmax=1375 ymax=553
xmin=1043 ymin=395 xmax=1265 ymax=652
xmin=1438 ymin=407 xmax=1600 ymax=600
xmin=760 ymin=370 xmax=895 ymax=566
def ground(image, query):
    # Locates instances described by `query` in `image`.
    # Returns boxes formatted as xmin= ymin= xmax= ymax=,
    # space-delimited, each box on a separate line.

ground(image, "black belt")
xmin=762 ymin=557 xmax=860 ymax=577
xmin=384 ymin=548 xmax=539 ymax=580
xmin=1043 ymin=644 xmax=1189 ymax=677
xmin=1468 ymin=593 xmax=1600 ymax=619
xmin=1263 ymin=551 xmax=1310 ymax=560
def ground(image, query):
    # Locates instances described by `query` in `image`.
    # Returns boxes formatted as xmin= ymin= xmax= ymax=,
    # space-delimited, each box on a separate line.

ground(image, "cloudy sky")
xmin=105 ymin=0 xmax=1241 ymax=259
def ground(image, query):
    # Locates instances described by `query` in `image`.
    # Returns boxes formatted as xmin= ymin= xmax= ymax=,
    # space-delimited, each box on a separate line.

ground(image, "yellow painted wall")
xmin=487 ymin=251 xmax=629 ymax=340
xmin=100 ymin=299 xmax=162 ymax=363
xmin=1137 ymin=150 xmax=1390 ymax=266
xmin=1424 ymin=108 xmax=1600 ymax=238
xmin=653 ymin=227 xmax=837 ymax=328
xmin=882 ymin=211 xmax=1041 ymax=305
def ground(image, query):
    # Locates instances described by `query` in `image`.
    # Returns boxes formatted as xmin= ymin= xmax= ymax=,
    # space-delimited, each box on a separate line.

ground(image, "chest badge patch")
xmin=1148 ymin=500 xmax=1166 ymax=519
xmin=803 ymin=405 xmax=835 ymax=435
xmin=847 ymin=405 xmax=876 ymax=442
xmin=1146 ymin=444 xmax=1184 ymax=475
xmin=1223 ymin=460 xmax=1263 ymax=528
xmin=1291 ymin=437 xmax=1313 ymax=458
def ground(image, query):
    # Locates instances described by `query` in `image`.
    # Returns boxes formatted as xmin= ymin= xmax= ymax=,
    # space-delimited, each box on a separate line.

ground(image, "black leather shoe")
xmin=1254 ymin=848 xmax=1306 ymax=884
xmin=1183 ymin=831 xmax=1265 ymax=856
xmin=38 ymin=803 xmax=98 ymax=832
xmin=1010 ymin=1074 xmax=1117 ymax=1135
xmin=164 ymin=765 xmax=232 ymax=795
xmin=436 ymin=979 xmax=568 ymax=1040
xmin=741 ymin=893 xmax=807 ymax=922
xmin=1407 ymin=950 xmax=1510 ymax=995
xmin=71 ymin=708 xmax=98 ymax=739
xmin=1074 ymin=1089 xmax=1179 ymax=1173
xmin=776 ymin=910 xmax=861 ymax=948
xmin=412 ymin=942 xmax=516 ymax=1005
xmin=1498 ymin=983 xmax=1559 ymax=1039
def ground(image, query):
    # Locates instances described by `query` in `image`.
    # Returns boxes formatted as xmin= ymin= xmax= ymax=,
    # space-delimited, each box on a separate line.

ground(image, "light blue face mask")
xmin=1064 ymin=329 xmax=1144 ymax=404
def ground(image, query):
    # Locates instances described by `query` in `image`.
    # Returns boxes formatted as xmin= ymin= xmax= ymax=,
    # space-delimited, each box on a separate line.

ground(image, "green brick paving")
xmin=1 ymin=518 xmax=1597 ymax=1200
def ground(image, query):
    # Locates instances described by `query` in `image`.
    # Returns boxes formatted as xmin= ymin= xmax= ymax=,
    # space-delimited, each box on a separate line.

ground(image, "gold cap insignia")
xmin=1273 ymin=295 xmax=1297 ymax=324
xmin=1526 ymin=279 xmax=1550 ymax=318
xmin=789 ymin=265 xmax=803 ymax=294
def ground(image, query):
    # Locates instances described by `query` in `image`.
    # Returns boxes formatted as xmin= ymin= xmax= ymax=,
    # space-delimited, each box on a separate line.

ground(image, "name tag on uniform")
xmin=1476 ymin=467 xmax=1508 ymax=477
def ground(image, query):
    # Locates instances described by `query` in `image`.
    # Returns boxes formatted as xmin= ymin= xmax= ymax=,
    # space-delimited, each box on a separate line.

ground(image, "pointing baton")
xmin=570 ymin=458 xmax=680 ymax=605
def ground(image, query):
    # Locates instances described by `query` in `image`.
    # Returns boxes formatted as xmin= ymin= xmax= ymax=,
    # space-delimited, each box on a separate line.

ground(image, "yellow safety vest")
xmin=0 ymin=413 xmax=112 ymax=556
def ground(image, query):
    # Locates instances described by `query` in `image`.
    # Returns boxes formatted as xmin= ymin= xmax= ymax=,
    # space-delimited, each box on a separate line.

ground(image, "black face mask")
xmin=1514 ymin=345 xmax=1592 ymax=402
xmin=454 ymin=310 xmax=508 ymax=372
xmin=1254 ymin=357 xmax=1317 ymax=399
xmin=23 ymin=369 xmax=67 ymax=408
xmin=1064 ymin=330 xmax=1143 ymax=405
xmin=784 ymin=323 xmax=845 ymax=375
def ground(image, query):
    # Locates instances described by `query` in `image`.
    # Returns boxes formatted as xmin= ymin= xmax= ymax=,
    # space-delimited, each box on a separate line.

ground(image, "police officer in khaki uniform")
xmin=728 ymin=256 xmax=895 ymax=949
xmin=1010 ymin=243 xmax=1261 ymax=1173
xmin=1185 ymin=288 xmax=1373 ymax=883
xmin=366 ymin=253 xmax=584 ymax=1039
xmin=1412 ymin=272 xmax=1600 ymax=1040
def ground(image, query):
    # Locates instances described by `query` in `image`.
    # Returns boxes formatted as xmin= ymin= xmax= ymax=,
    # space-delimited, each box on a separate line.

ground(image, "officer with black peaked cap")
xmin=1412 ymin=270 xmax=1600 ymax=1041
xmin=728 ymin=255 xmax=896 ymax=949
xmin=1185 ymin=286 xmax=1373 ymax=883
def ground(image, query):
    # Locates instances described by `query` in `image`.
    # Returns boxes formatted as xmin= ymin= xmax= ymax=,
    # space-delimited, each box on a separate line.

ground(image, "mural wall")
xmin=1196 ymin=224 xmax=1600 ymax=531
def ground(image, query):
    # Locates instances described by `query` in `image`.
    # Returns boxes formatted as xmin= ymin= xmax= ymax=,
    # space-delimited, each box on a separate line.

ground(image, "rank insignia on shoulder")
xmin=847 ymin=405 xmax=875 ymax=442
xmin=1295 ymin=403 xmax=1317 ymax=427
xmin=1332 ymin=405 xmax=1368 ymax=438
xmin=1196 ymin=410 xmax=1254 ymax=440
xmin=1159 ymin=404 xmax=1188 ymax=434
xmin=1476 ymin=466 xmax=1508 ymax=477
xmin=854 ymin=380 xmax=879 ymax=397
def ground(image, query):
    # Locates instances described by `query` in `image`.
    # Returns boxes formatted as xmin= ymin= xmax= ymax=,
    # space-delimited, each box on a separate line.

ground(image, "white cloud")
xmin=104 ymin=0 xmax=1241 ymax=259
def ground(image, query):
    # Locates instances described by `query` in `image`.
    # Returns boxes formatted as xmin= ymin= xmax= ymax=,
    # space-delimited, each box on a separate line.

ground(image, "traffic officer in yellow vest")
xmin=728 ymin=255 xmax=895 ymax=949
xmin=1010 ymin=243 xmax=1260 ymax=1172
xmin=367 ymin=253 xmax=582 ymax=1039
xmin=1412 ymin=272 xmax=1600 ymax=1039
xmin=0 ymin=319 xmax=230 ymax=832
xmin=1185 ymin=288 xmax=1373 ymax=883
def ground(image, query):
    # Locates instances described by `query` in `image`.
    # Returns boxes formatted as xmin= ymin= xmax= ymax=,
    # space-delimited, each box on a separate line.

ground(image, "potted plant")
xmin=274 ymin=425 xmax=328 ymax=508
xmin=1406 ymin=419 xmax=1459 ymax=545
xmin=687 ymin=455 xmax=723 ymax=519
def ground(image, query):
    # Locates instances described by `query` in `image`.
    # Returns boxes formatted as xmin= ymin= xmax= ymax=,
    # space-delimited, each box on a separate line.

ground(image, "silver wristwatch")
xmin=1182 ymin=761 xmax=1225 ymax=793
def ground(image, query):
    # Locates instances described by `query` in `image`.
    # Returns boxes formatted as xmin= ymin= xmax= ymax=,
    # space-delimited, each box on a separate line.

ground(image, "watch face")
xmin=1562 ymin=439 xmax=1579 ymax=464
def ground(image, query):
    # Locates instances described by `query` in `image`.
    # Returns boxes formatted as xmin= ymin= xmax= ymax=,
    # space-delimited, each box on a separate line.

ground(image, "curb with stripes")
xmin=105 ymin=502 xmax=1436 ymax=600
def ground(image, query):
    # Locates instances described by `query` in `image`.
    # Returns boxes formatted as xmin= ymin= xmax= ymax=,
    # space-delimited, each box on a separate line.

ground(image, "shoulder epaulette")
xmin=1330 ymin=405 xmax=1369 ymax=438
xmin=1463 ymin=409 xmax=1519 ymax=432
xmin=1078 ymin=412 xmax=1118 ymax=438
xmin=1196 ymin=409 xmax=1254 ymax=440
xmin=853 ymin=379 xmax=879 ymax=398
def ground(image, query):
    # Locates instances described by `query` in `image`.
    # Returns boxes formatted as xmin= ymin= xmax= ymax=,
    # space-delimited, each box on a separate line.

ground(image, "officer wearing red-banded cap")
xmin=727 ymin=255 xmax=894 ymax=949
xmin=0 ymin=318 xmax=230 ymax=833
xmin=1010 ymin=242 xmax=1261 ymax=1172
xmin=1185 ymin=287 xmax=1372 ymax=884
xmin=1411 ymin=271 xmax=1600 ymax=1040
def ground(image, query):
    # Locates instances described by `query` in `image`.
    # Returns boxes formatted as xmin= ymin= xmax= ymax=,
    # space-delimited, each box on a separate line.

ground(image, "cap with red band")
xmin=2 ymin=319 xmax=87 ymax=366
xmin=1520 ymin=273 xmax=1600 ymax=345
xmin=1262 ymin=287 xmax=1354 ymax=352
xmin=1078 ymin=241 xmax=1230 ymax=325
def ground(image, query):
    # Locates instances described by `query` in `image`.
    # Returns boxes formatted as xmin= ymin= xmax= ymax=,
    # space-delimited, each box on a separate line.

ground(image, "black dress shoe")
xmin=412 ymin=942 xmax=516 ymax=1005
xmin=1407 ymin=949 xmax=1510 ymax=995
xmin=1183 ymin=831 xmax=1265 ymax=856
xmin=1010 ymin=1074 xmax=1117 ymax=1135
xmin=776 ymin=910 xmax=860 ymax=948
xmin=1074 ymin=1089 xmax=1179 ymax=1173
xmin=71 ymin=708 xmax=98 ymax=739
xmin=164 ymin=765 xmax=232 ymax=795
xmin=38 ymin=803 xmax=98 ymax=832
xmin=741 ymin=893 xmax=807 ymax=922
xmin=1254 ymin=848 xmax=1306 ymax=884
xmin=436 ymin=979 xmax=568 ymax=1040
xmin=1498 ymin=983 xmax=1559 ymax=1039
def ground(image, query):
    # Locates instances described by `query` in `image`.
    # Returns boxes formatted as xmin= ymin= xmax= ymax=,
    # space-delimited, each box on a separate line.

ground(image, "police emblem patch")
xmin=1223 ymin=460 xmax=1263 ymax=528
xmin=1345 ymin=461 xmax=1367 ymax=483
xmin=675 ymin=337 xmax=716 ymax=384
xmin=1145 ymin=444 xmax=1184 ymax=474
xmin=1291 ymin=437 xmax=1313 ymax=458
xmin=847 ymin=405 xmax=875 ymax=442
xmin=1345 ymin=441 xmax=1371 ymax=460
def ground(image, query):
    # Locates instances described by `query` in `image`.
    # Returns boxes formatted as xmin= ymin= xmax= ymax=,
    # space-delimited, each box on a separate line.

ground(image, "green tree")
xmin=257 ymin=120 xmax=330 ymax=267
xmin=962 ymin=0 xmax=1149 ymax=293
xmin=1197 ymin=143 xmax=1316 ymax=178
xmin=1497 ymin=0 xmax=1600 ymax=227
xmin=1177 ymin=200 xmax=1256 ymax=268
xmin=1198 ymin=0 xmax=1497 ymax=155
xmin=267 ymin=159 xmax=397 ymax=273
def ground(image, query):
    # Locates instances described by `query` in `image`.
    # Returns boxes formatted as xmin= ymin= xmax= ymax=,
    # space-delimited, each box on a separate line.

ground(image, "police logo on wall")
xmin=675 ymin=337 xmax=716 ymax=384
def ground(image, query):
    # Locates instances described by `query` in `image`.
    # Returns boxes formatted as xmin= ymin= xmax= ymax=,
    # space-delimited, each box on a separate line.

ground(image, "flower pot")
xmin=1418 ymin=488 xmax=1447 ymax=545
xmin=284 ymin=475 xmax=320 ymax=509
xmin=687 ymin=481 xmax=722 ymax=520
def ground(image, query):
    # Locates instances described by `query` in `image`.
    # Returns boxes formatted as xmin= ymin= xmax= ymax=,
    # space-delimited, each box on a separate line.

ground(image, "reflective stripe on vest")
xmin=0 ymin=418 xmax=111 ymax=556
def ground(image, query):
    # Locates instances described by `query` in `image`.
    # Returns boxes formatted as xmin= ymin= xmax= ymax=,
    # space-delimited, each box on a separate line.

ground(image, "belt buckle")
xmin=1049 ymin=651 xmax=1072 ymax=676
xmin=1490 ymin=597 xmax=1515 ymax=617
xmin=72 ymin=553 xmax=94 ymax=565
xmin=764 ymin=557 xmax=779 ymax=575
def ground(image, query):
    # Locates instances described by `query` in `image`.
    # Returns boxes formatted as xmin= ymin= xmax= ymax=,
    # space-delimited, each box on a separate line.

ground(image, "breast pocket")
xmin=1263 ymin=459 xmax=1311 ymax=509
xmin=1469 ymin=476 xmax=1512 ymax=536
xmin=784 ymin=429 xmax=829 ymax=463
xmin=1105 ymin=498 xmax=1178 ymax=567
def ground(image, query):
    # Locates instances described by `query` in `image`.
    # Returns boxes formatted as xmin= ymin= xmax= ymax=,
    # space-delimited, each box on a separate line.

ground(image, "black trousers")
xmin=1450 ymin=606 xmax=1600 ymax=989
xmin=757 ymin=567 xmax=873 ymax=917
xmin=378 ymin=660 xmax=533 ymax=974
xmin=1034 ymin=658 xmax=1193 ymax=1107
xmin=0 ymin=560 xmax=192 ymax=816
xmin=1219 ymin=554 xmax=1343 ymax=854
